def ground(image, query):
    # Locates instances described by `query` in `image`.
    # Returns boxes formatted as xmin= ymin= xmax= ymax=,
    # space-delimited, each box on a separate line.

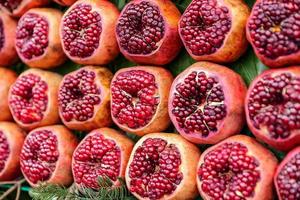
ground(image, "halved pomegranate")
xmin=58 ymin=66 xmax=113 ymax=131
xmin=116 ymin=0 xmax=182 ymax=65
xmin=53 ymin=0 xmax=76 ymax=6
xmin=20 ymin=125 xmax=78 ymax=187
xmin=72 ymin=128 xmax=133 ymax=189
xmin=247 ymin=0 xmax=300 ymax=68
xmin=111 ymin=66 xmax=173 ymax=136
xmin=8 ymin=69 xmax=62 ymax=130
xmin=275 ymin=147 xmax=300 ymax=200
xmin=246 ymin=67 xmax=300 ymax=151
xmin=179 ymin=0 xmax=250 ymax=63
xmin=0 ymin=122 xmax=25 ymax=181
xmin=60 ymin=0 xmax=119 ymax=65
xmin=169 ymin=62 xmax=247 ymax=144
xmin=197 ymin=135 xmax=278 ymax=200
xmin=0 ymin=12 xmax=18 ymax=67
xmin=15 ymin=8 xmax=67 ymax=69
xmin=126 ymin=133 xmax=201 ymax=199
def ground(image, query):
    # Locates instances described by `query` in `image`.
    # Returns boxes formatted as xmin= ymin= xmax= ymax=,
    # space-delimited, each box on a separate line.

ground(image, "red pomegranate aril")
xmin=72 ymin=128 xmax=133 ymax=189
xmin=111 ymin=66 xmax=173 ymax=136
xmin=126 ymin=133 xmax=201 ymax=200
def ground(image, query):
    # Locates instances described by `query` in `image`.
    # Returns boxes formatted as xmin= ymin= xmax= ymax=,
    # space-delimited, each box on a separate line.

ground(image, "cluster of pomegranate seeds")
xmin=16 ymin=13 xmax=49 ymax=59
xmin=0 ymin=0 xmax=21 ymax=12
xmin=9 ymin=73 xmax=48 ymax=124
xmin=129 ymin=138 xmax=183 ymax=199
xmin=73 ymin=133 xmax=121 ymax=189
xmin=0 ymin=131 xmax=9 ymax=173
xmin=111 ymin=70 xmax=159 ymax=129
xmin=116 ymin=1 xmax=165 ymax=55
xmin=171 ymin=71 xmax=226 ymax=136
xmin=20 ymin=130 xmax=58 ymax=184
xmin=276 ymin=152 xmax=300 ymax=199
xmin=248 ymin=1 xmax=300 ymax=59
xmin=248 ymin=73 xmax=300 ymax=139
xmin=180 ymin=0 xmax=231 ymax=56
xmin=0 ymin=18 xmax=3 ymax=50
xmin=198 ymin=142 xmax=260 ymax=199
xmin=62 ymin=3 xmax=102 ymax=58
xmin=59 ymin=69 xmax=101 ymax=122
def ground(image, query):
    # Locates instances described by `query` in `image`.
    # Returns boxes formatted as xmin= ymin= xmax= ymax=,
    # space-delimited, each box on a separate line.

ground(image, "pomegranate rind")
xmin=245 ymin=67 xmax=300 ymax=151
xmin=197 ymin=134 xmax=278 ymax=200
xmin=0 ymin=122 xmax=25 ymax=181
xmin=59 ymin=66 xmax=113 ymax=131
xmin=116 ymin=0 xmax=182 ymax=65
xmin=179 ymin=0 xmax=249 ymax=63
xmin=111 ymin=66 xmax=173 ymax=136
xmin=169 ymin=61 xmax=247 ymax=144
xmin=8 ymin=69 xmax=62 ymax=130
xmin=60 ymin=0 xmax=120 ymax=65
xmin=126 ymin=133 xmax=201 ymax=200
xmin=53 ymin=0 xmax=77 ymax=6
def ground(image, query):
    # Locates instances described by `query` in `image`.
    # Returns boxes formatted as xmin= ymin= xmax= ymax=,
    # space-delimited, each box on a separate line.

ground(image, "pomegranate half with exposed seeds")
xmin=53 ymin=0 xmax=76 ymax=6
xmin=8 ymin=69 xmax=62 ymax=130
xmin=179 ymin=0 xmax=250 ymax=63
xmin=58 ymin=66 xmax=113 ymax=131
xmin=274 ymin=147 xmax=300 ymax=200
xmin=197 ymin=135 xmax=278 ymax=200
xmin=15 ymin=8 xmax=67 ymax=69
xmin=0 ymin=12 xmax=18 ymax=67
xmin=60 ymin=0 xmax=119 ymax=65
xmin=20 ymin=125 xmax=78 ymax=187
xmin=126 ymin=133 xmax=201 ymax=200
xmin=246 ymin=67 xmax=300 ymax=151
xmin=169 ymin=62 xmax=247 ymax=144
xmin=247 ymin=0 xmax=300 ymax=68
xmin=116 ymin=0 xmax=182 ymax=65
xmin=0 ymin=122 xmax=25 ymax=181
xmin=72 ymin=128 xmax=133 ymax=189
xmin=111 ymin=66 xmax=173 ymax=136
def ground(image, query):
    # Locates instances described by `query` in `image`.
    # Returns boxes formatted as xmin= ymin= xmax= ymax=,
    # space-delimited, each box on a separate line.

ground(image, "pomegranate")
xmin=197 ymin=135 xmax=278 ymax=200
xmin=126 ymin=133 xmax=201 ymax=200
xmin=58 ymin=66 xmax=113 ymax=131
xmin=15 ymin=8 xmax=67 ymax=69
xmin=60 ymin=0 xmax=119 ymax=65
xmin=8 ymin=69 xmax=62 ymax=130
xmin=72 ymin=128 xmax=134 ymax=189
xmin=247 ymin=0 xmax=300 ymax=68
xmin=246 ymin=67 xmax=300 ymax=151
xmin=169 ymin=62 xmax=247 ymax=144
xmin=116 ymin=0 xmax=182 ymax=65
xmin=179 ymin=0 xmax=250 ymax=63
xmin=53 ymin=0 xmax=76 ymax=6
xmin=0 ymin=122 xmax=25 ymax=181
xmin=111 ymin=66 xmax=173 ymax=136
xmin=274 ymin=147 xmax=300 ymax=200
xmin=20 ymin=125 xmax=78 ymax=187
xmin=0 ymin=12 xmax=18 ymax=67
xmin=0 ymin=0 xmax=49 ymax=18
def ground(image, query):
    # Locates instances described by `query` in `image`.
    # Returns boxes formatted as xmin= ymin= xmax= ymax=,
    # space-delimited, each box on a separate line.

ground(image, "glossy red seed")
xmin=0 ymin=131 xmax=9 ymax=173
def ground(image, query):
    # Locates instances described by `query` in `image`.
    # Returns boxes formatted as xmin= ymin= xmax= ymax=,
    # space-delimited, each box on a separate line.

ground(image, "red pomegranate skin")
xmin=53 ymin=0 xmax=76 ymax=6
xmin=246 ymin=67 xmax=300 ymax=151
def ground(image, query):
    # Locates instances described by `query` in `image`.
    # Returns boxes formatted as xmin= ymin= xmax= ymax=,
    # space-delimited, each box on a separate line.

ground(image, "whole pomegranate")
xmin=0 ymin=12 xmax=18 ymax=67
xmin=179 ymin=0 xmax=250 ymax=63
xmin=247 ymin=0 xmax=300 ymax=68
xmin=8 ymin=69 xmax=62 ymax=130
xmin=274 ymin=147 xmax=300 ymax=200
xmin=197 ymin=135 xmax=278 ymax=200
xmin=53 ymin=0 xmax=76 ymax=6
xmin=60 ymin=0 xmax=119 ymax=65
xmin=169 ymin=62 xmax=247 ymax=144
xmin=116 ymin=0 xmax=182 ymax=65
xmin=126 ymin=133 xmax=201 ymax=199
xmin=15 ymin=8 xmax=67 ymax=69
xmin=58 ymin=66 xmax=113 ymax=131
xmin=72 ymin=128 xmax=134 ymax=189
xmin=246 ymin=67 xmax=300 ymax=151
xmin=111 ymin=66 xmax=173 ymax=136
xmin=20 ymin=125 xmax=78 ymax=187
xmin=0 ymin=122 xmax=25 ymax=181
